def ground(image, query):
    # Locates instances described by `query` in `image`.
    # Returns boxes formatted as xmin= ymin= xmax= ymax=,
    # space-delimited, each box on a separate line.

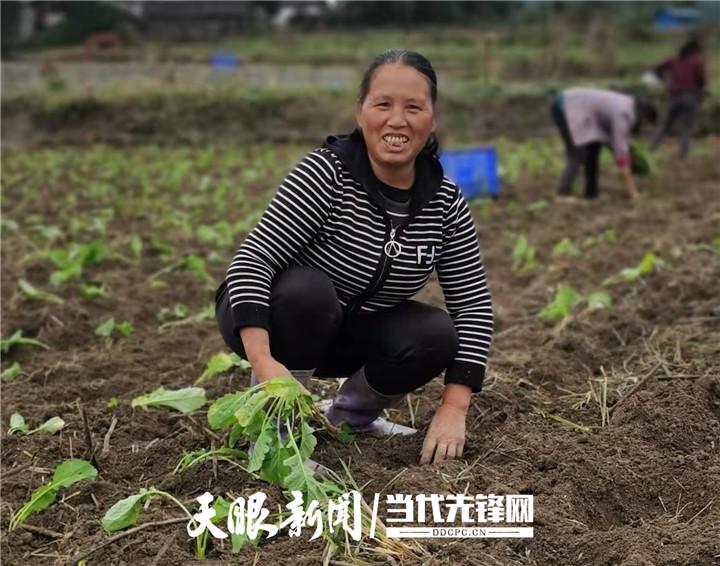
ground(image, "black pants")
xmin=650 ymin=93 xmax=700 ymax=158
xmin=215 ymin=266 xmax=459 ymax=396
xmin=551 ymin=100 xmax=602 ymax=198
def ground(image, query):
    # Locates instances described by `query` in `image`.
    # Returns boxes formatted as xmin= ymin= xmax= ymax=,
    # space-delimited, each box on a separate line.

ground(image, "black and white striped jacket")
xmin=223 ymin=131 xmax=493 ymax=391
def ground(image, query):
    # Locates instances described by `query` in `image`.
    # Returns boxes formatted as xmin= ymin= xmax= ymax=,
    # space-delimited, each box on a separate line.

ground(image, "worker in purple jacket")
xmin=650 ymin=38 xmax=707 ymax=158
xmin=550 ymin=88 xmax=657 ymax=200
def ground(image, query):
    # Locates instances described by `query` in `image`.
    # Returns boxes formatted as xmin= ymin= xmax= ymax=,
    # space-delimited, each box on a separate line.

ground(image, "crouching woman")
xmin=216 ymin=49 xmax=493 ymax=465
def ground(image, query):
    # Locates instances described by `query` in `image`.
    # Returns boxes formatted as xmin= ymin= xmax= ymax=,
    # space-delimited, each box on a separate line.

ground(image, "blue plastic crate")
xmin=440 ymin=146 xmax=499 ymax=200
xmin=211 ymin=52 xmax=239 ymax=69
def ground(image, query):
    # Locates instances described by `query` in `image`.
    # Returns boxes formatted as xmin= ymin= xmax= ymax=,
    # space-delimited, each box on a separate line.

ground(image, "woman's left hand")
xmin=419 ymin=403 xmax=467 ymax=464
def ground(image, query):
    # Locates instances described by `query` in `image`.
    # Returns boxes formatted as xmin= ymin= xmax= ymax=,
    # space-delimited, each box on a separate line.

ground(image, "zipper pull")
xmin=383 ymin=227 xmax=403 ymax=258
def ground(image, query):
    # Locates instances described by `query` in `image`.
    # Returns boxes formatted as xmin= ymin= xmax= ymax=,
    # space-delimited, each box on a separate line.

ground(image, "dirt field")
xmin=2 ymin=138 xmax=719 ymax=565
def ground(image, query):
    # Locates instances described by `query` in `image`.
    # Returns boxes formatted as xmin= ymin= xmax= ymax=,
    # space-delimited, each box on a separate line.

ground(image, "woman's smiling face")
xmin=356 ymin=63 xmax=436 ymax=178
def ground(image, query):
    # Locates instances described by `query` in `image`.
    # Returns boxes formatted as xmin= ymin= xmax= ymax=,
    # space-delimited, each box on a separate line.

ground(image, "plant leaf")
xmin=336 ymin=422 xmax=355 ymax=444
xmin=0 ymin=330 xmax=50 ymax=354
xmin=131 ymin=386 xmax=206 ymax=414
xmin=228 ymin=424 xmax=244 ymax=448
xmin=10 ymin=485 xmax=57 ymax=530
xmin=2 ymin=362 xmax=23 ymax=382
xmin=552 ymin=238 xmax=581 ymax=258
xmin=29 ymin=416 xmax=65 ymax=435
xmin=130 ymin=235 xmax=143 ymax=259
xmin=183 ymin=255 xmax=208 ymax=280
xmin=262 ymin=375 xmax=304 ymax=399
xmin=207 ymin=390 xmax=250 ymax=430
xmin=247 ymin=422 xmax=274 ymax=473
xmin=9 ymin=459 xmax=97 ymax=530
xmin=101 ymin=490 xmax=149 ymax=532
xmin=8 ymin=412 xmax=29 ymax=435
xmin=18 ymin=279 xmax=65 ymax=304
xmin=619 ymin=267 xmax=641 ymax=283
xmin=539 ymin=284 xmax=579 ymax=322
xmin=298 ymin=420 xmax=317 ymax=461
xmin=281 ymin=451 xmax=328 ymax=503
xmin=50 ymin=264 xmax=82 ymax=287
xmin=637 ymin=252 xmax=664 ymax=274
xmin=259 ymin=442 xmax=294 ymax=486
xmin=212 ymin=495 xmax=231 ymax=522
xmin=80 ymin=282 xmax=110 ymax=299
xmin=116 ymin=321 xmax=134 ymax=338
xmin=586 ymin=290 xmax=612 ymax=310
xmin=52 ymin=459 xmax=98 ymax=488
xmin=234 ymin=390 xmax=271 ymax=428
xmin=95 ymin=317 xmax=116 ymax=338
xmin=511 ymin=235 xmax=529 ymax=271
xmin=212 ymin=493 xmax=248 ymax=552
xmin=196 ymin=352 xmax=249 ymax=384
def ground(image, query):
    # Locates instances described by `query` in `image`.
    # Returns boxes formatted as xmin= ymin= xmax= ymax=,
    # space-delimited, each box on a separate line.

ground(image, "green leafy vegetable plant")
xmin=157 ymin=303 xmax=189 ymax=323
xmin=1 ymin=330 xmax=50 ymax=355
xmin=158 ymin=303 xmax=214 ymax=333
xmin=131 ymin=386 xmax=207 ymax=414
xmin=511 ymin=234 xmax=540 ymax=272
xmin=552 ymin=237 xmax=581 ymax=258
xmin=149 ymin=254 xmax=212 ymax=284
xmin=94 ymin=317 xmax=134 ymax=339
xmin=539 ymin=284 xmax=580 ymax=322
xmin=116 ymin=321 xmax=135 ymax=337
xmin=46 ymin=240 xmax=105 ymax=286
xmin=689 ymin=236 xmax=720 ymax=256
xmin=585 ymin=290 xmax=612 ymax=310
xmin=18 ymin=279 xmax=65 ymax=304
xmin=207 ymin=377 xmax=343 ymax=498
xmin=80 ymin=282 xmax=110 ymax=299
xmin=9 ymin=459 xmax=97 ymax=531
xmin=196 ymin=352 xmax=250 ymax=384
xmin=604 ymin=252 xmax=666 ymax=285
xmin=8 ymin=413 xmax=65 ymax=435
xmin=538 ymin=284 xmax=613 ymax=337
xmin=129 ymin=234 xmax=143 ymax=262
xmin=582 ymin=228 xmax=617 ymax=249
xmin=1 ymin=362 xmax=23 ymax=382
xmin=630 ymin=141 xmax=656 ymax=176
xmin=102 ymin=487 xmax=211 ymax=558
xmin=202 ymin=377 xmax=411 ymax=558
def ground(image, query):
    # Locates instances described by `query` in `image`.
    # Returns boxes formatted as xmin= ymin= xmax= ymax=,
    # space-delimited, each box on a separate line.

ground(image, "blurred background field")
xmin=2 ymin=1 xmax=719 ymax=145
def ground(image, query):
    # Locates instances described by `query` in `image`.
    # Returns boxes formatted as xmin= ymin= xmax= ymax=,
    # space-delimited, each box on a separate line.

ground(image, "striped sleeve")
xmin=436 ymin=189 xmax=494 ymax=392
xmin=225 ymin=150 xmax=337 ymax=333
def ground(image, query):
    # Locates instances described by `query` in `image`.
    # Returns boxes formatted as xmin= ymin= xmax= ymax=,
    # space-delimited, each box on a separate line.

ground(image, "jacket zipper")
xmin=346 ymin=215 xmax=406 ymax=315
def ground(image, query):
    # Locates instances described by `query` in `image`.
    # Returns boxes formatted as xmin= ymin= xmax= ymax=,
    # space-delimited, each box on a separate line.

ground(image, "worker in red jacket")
xmin=650 ymin=38 xmax=707 ymax=158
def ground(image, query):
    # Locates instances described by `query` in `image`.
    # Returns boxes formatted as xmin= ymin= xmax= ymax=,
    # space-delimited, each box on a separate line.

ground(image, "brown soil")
xmin=2 ymin=142 xmax=719 ymax=565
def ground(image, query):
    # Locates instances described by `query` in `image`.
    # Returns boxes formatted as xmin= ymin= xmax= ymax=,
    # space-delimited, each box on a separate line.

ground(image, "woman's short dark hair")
xmin=636 ymin=98 xmax=658 ymax=124
xmin=358 ymin=49 xmax=437 ymax=106
xmin=357 ymin=49 xmax=439 ymax=157
xmin=632 ymin=97 xmax=658 ymax=134
xmin=679 ymin=38 xmax=701 ymax=58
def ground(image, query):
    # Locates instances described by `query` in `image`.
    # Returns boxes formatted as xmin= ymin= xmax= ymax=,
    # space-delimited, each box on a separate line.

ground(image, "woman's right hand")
xmin=251 ymin=355 xmax=311 ymax=395
xmin=240 ymin=326 xmax=310 ymax=394
xmin=252 ymin=355 xmax=292 ymax=384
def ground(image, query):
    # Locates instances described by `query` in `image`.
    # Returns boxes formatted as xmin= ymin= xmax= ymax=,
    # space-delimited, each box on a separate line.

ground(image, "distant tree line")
xmin=1 ymin=0 xmax=713 ymax=51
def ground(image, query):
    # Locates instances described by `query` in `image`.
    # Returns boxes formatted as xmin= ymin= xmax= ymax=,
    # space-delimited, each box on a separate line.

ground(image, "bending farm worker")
xmin=215 ymin=49 xmax=494 ymax=465
xmin=550 ymin=87 xmax=657 ymax=200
